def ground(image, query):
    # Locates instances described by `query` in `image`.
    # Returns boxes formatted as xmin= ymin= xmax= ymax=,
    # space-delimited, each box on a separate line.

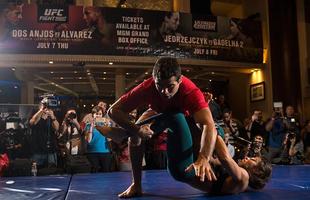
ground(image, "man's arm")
xmin=194 ymin=107 xmax=217 ymax=164
xmin=108 ymin=99 xmax=153 ymax=139
xmin=185 ymin=107 xmax=217 ymax=182
xmin=48 ymin=110 xmax=59 ymax=131
xmin=29 ymin=109 xmax=44 ymax=126
xmin=108 ymin=99 xmax=140 ymax=135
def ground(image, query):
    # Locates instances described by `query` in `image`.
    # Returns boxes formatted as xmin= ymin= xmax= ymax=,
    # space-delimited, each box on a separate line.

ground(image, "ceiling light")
xmin=209 ymin=79 xmax=212 ymax=82
xmin=14 ymin=86 xmax=18 ymax=89
xmin=11 ymin=67 xmax=15 ymax=71
xmin=145 ymin=72 xmax=149 ymax=75
xmin=211 ymin=72 xmax=215 ymax=75
xmin=103 ymin=72 xmax=107 ymax=74
xmin=60 ymin=77 xmax=64 ymax=79
xmin=79 ymin=77 xmax=82 ymax=79
xmin=126 ymin=72 xmax=130 ymax=75
xmin=87 ymin=72 xmax=91 ymax=75
xmin=49 ymin=60 xmax=53 ymax=64
xmin=103 ymin=77 xmax=106 ymax=80
xmin=109 ymin=62 xmax=113 ymax=65
xmin=91 ymin=104 xmax=94 ymax=107
xmin=74 ymin=71 xmax=78 ymax=74
xmin=50 ymin=71 xmax=54 ymax=74
xmin=83 ymin=104 xmax=86 ymax=108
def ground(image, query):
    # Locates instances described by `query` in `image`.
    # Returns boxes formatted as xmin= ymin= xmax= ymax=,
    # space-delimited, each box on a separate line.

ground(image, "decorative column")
xmin=115 ymin=68 xmax=126 ymax=100
xmin=268 ymin=0 xmax=302 ymax=110
xmin=21 ymin=81 xmax=34 ymax=104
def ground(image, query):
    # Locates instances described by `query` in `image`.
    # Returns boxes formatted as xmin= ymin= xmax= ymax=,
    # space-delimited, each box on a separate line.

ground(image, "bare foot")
xmin=118 ymin=183 xmax=142 ymax=198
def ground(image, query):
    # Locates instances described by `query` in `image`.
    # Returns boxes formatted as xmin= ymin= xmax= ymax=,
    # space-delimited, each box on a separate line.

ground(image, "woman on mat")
xmin=187 ymin=134 xmax=272 ymax=194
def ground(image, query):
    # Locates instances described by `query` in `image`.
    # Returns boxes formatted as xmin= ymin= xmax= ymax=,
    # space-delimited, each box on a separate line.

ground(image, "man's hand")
xmin=185 ymin=154 xmax=217 ymax=182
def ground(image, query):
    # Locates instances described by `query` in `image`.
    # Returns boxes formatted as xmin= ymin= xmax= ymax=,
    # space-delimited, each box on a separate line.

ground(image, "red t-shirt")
xmin=119 ymin=76 xmax=208 ymax=116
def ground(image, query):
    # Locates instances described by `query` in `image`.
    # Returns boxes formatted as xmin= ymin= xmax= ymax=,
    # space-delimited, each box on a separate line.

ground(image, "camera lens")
xmin=68 ymin=112 xmax=77 ymax=119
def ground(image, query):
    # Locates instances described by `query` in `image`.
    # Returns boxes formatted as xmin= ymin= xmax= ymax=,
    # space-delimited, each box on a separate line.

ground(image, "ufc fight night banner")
xmin=0 ymin=4 xmax=263 ymax=63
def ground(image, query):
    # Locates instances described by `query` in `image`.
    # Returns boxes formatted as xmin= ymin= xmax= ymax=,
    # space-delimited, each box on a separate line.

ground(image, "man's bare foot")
xmin=118 ymin=183 xmax=142 ymax=198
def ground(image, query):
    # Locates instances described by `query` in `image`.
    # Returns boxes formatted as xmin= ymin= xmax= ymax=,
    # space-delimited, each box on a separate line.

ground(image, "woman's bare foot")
xmin=118 ymin=183 xmax=142 ymax=198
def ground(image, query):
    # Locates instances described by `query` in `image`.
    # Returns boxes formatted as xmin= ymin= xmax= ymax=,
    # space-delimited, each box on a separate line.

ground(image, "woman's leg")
xmin=153 ymin=112 xmax=195 ymax=182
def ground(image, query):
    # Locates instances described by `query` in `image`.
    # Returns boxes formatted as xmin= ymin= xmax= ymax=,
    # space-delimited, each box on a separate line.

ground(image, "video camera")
xmin=40 ymin=94 xmax=59 ymax=109
xmin=5 ymin=114 xmax=23 ymax=130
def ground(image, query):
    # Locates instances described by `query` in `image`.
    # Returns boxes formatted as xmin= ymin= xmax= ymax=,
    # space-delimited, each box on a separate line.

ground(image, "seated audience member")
xmin=223 ymin=131 xmax=235 ymax=158
xmin=248 ymin=135 xmax=267 ymax=158
xmin=283 ymin=132 xmax=304 ymax=165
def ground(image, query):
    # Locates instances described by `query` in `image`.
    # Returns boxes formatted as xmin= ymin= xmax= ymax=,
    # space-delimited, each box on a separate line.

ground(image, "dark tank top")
xmin=210 ymin=164 xmax=230 ymax=195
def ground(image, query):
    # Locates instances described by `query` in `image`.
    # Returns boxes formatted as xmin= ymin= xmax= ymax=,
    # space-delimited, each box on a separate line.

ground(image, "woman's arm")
xmin=214 ymin=135 xmax=249 ymax=194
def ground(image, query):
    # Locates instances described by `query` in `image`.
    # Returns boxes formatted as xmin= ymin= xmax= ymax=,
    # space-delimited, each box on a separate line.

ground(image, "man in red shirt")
xmin=108 ymin=57 xmax=217 ymax=198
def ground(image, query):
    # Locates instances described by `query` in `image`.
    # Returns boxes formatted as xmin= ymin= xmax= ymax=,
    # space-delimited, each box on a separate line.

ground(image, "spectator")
xmin=283 ymin=105 xmax=300 ymax=136
xmin=217 ymin=94 xmax=230 ymax=114
xmin=29 ymin=98 xmax=59 ymax=168
xmin=265 ymin=115 xmax=286 ymax=164
xmin=245 ymin=110 xmax=266 ymax=140
xmin=223 ymin=131 xmax=235 ymax=158
xmin=248 ymin=135 xmax=267 ymax=158
xmin=286 ymin=133 xmax=304 ymax=165
xmin=204 ymin=92 xmax=222 ymax=120
xmin=301 ymin=120 xmax=310 ymax=164
xmin=218 ymin=110 xmax=243 ymax=146
xmin=59 ymin=109 xmax=83 ymax=157
xmin=84 ymin=106 xmax=112 ymax=172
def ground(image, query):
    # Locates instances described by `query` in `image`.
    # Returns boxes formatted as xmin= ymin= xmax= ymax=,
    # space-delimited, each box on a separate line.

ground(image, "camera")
xmin=287 ymin=132 xmax=296 ymax=140
xmin=41 ymin=97 xmax=58 ymax=109
xmin=67 ymin=112 xmax=77 ymax=120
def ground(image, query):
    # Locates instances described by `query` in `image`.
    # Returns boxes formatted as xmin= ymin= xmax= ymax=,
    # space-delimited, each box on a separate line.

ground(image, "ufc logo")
xmin=44 ymin=9 xmax=64 ymax=16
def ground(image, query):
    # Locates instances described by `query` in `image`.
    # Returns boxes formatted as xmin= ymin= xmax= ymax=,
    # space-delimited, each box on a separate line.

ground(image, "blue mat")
xmin=1 ymin=165 xmax=310 ymax=199
xmin=0 ymin=175 xmax=71 ymax=199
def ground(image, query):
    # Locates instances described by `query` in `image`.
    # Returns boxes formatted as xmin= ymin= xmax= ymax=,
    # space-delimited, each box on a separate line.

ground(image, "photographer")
xmin=84 ymin=106 xmax=112 ymax=173
xmin=283 ymin=132 xmax=304 ymax=165
xmin=245 ymin=110 xmax=265 ymax=141
xmin=29 ymin=98 xmax=59 ymax=168
xmin=59 ymin=109 xmax=89 ymax=173
xmin=59 ymin=109 xmax=82 ymax=157
xmin=283 ymin=106 xmax=300 ymax=136
xmin=265 ymin=113 xmax=286 ymax=164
